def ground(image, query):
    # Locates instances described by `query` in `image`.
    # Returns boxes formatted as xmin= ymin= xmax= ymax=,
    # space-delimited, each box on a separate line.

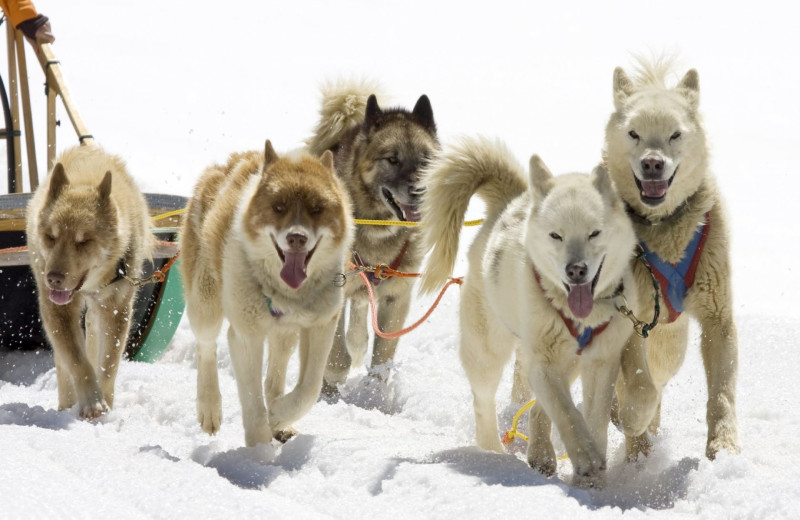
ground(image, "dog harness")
xmin=264 ymin=296 xmax=283 ymax=318
xmin=353 ymin=240 xmax=410 ymax=286
xmin=639 ymin=211 xmax=711 ymax=323
xmin=532 ymin=269 xmax=612 ymax=355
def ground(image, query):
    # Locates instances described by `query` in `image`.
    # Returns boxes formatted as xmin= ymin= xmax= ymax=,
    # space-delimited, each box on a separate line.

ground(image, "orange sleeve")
xmin=0 ymin=0 xmax=40 ymax=28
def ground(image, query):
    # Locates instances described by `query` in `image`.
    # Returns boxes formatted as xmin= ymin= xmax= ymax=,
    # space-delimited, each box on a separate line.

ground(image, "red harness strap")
xmin=532 ymin=268 xmax=612 ymax=355
xmin=353 ymin=240 xmax=410 ymax=286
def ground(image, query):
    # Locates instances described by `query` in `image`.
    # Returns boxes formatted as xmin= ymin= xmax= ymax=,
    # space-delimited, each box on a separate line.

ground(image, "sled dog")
xmin=181 ymin=141 xmax=353 ymax=446
xmin=604 ymin=58 xmax=740 ymax=460
xmin=306 ymin=81 xmax=439 ymax=398
xmin=420 ymin=137 xmax=638 ymax=487
xmin=26 ymin=144 xmax=152 ymax=418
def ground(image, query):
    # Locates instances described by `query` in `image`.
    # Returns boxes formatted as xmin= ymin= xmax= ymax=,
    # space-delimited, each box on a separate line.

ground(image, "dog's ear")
xmin=592 ymin=164 xmax=618 ymax=208
xmin=677 ymin=68 xmax=700 ymax=110
xmin=264 ymin=140 xmax=279 ymax=167
xmin=613 ymin=67 xmax=634 ymax=110
xmin=528 ymin=154 xmax=554 ymax=202
xmin=319 ymin=149 xmax=335 ymax=171
xmin=412 ymin=94 xmax=436 ymax=133
xmin=47 ymin=162 xmax=69 ymax=202
xmin=97 ymin=171 xmax=112 ymax=204
xmin=363 ymin=94 xmax=382 ymax=128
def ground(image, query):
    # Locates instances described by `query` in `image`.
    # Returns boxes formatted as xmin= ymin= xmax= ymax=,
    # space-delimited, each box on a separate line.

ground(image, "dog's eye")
xmin=310 ymin=206 xmax=322 ymax=215
xmin=385 ymin=157 xmax=399 ymax=165
xmin=628 ymin=130 xmax=640 ymax=140
xmin=549 ymin=232 xmax=562 ymax=241
xmin=44 ymin=234 xmax=56 ymax=244
xmin=589 ymin=230 xmax=601 ymax=240
xmin=670 ymin=131 xmax=682 ymax=141
xmin=273 ymin=205 xmax=285 ymax=214
xmin=76 ymin=238 xmax=93 ymax=247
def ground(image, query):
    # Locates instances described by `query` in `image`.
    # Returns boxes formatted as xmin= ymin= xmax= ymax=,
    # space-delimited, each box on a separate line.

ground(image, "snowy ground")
xmin=2 ymin=1 xmax=799 ymax=518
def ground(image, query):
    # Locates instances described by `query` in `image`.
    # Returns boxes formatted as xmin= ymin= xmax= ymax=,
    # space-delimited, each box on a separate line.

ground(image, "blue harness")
xmin=639 ymin=212 xmax=711 ymax=322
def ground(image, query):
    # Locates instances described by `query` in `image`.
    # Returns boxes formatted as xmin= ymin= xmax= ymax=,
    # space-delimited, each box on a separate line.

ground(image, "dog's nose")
xmin=641 ymin=156 xmax=664 ymax=176
xmin=565 ymin=262 xmax=588 ymax=284
xmin=47 ymin=271 xmax=66 ymax=288
xmin=286 ymin=233 xmax=308 ymax=250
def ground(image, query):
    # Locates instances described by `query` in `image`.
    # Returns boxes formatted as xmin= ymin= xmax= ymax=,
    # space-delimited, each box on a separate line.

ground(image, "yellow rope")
xmin=151 ymin=208 xmax=185 ymax=223
xmin=501 ymin=399 xmax=569 ymax=461
xmin=353 ymin=218 xmax=484 ymax=227
xmin=148 ymin=207 xmax=484 ymax=228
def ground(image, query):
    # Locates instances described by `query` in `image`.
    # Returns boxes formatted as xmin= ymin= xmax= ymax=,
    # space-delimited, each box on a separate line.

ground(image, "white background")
xmin=1 ymin=1 xmax=798 ymax=518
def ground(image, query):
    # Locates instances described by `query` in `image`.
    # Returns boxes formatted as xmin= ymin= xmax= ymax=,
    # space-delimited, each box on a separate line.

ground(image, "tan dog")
xmin=306 ymin=81 xmax=439 ymax=402
xmin=180 ymin=141 xmax=353 ymax=447
xmin=26 ymin=144 xmax=152 ymax=418
xmin=604 ymin=58 xmax=740 ymax=460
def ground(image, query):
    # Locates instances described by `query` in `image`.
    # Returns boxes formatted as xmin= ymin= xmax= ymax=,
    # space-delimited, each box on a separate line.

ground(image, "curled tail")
xmin=419 ymin=136 xmax=528 ymax=294
xmin=305 ymin=79 xmax=386 ymax=156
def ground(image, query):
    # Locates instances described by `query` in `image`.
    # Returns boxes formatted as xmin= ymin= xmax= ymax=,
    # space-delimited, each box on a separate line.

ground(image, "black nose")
xmin=47 ymin=271 xmax=65 ymax=288
xmin=641 ymin=156 xmax=664 ymax=176
xmin=286 ymin=233 xmax=308 ymax=250
xmin=565 ymin=262 xmax=588 ymax=284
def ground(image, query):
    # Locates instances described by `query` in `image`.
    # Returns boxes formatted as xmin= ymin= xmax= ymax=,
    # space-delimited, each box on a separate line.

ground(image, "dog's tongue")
xmin=49 ymin=289 xmax=74 ymax=306
xmin=641 ymin=179 xmax=669 ymax=199
xmin=280 ymin=251 xmax=308 ymax=289
xmin=567 ymin=282 xmax=594 ymax=319
xmin=399 ymin=203 xmax=421 ymax=222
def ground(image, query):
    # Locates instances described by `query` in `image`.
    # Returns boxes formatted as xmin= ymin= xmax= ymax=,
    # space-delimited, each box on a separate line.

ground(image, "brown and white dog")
xmin=180 ymin=141 xmax=353 ymax=446
xmin=26 ymin=144 xmax=152 ymax=418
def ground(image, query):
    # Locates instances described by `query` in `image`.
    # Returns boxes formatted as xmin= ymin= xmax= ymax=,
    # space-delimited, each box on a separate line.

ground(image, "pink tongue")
xmin=567 ymin=283 xmax=594 ymax=319
xmin=398 ymin=203 xmax=420 ymax=222
xmin=641 ymin=179 xmax=668 ymax=199
xmin=49 ymin=289 xmax=74 ymax=305
xmin=280 ymin=251 xmax=308 ymax=289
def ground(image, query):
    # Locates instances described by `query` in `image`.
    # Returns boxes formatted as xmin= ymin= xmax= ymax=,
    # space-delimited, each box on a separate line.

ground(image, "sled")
xmin=0 ymin=20 xmax=185 ymax=361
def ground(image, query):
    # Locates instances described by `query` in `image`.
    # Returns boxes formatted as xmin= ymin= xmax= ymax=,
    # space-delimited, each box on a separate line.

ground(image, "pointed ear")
xmin=264 ymin=139 xmax=279 ymax=167
xmin=96 ymin=171 xmax=113 ymax=207
xmin=528 ymin=155 xmax=554 ymax=202
xmin=319 ymin=149 xmax=335 ymax=171
xmin=364 ymin=94 xmax=382 ymax=128
xmin=592 ymin=164 xmax=618 ymax=207
xmin=613 ymin=67 xmax=634 ymax=110
xmin=412 ymin=94 xmax=436 ymax=132
xmin=47 ymin=162 xmax=69 ymax=202
xmin=677 ymin=68 xmax=700 ymax=109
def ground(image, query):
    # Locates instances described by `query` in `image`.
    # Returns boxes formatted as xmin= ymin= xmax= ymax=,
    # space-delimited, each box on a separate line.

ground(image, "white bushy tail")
xmin=305 ymin=79 xmax=386 ymax=156
xmin=419 ymin=136 xmax=527 ymax=294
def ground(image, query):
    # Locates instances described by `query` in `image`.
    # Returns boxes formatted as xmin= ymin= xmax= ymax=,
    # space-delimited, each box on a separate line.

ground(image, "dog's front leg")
xmin=39 ymin=295 xmax=107 ymax=418
xmin=264 ymin=329 xmax=298 ymax=408
xmin=90 ymin=289 xmax=136 ymax=409
xmin=323 ymin=306 xmax=351 ymax=395
xmin=370 ymin=283 xmax=412 ymax=374
xmin=269 ymin=316 xmax=338 ymax=439
xmin=526 ymin=402 xmax=556 ymax=476
xmin=699 ymin=313 xmax=740 ymax=459
xmin=580 ymin=353 xmax=621 ymax=488
xmin=227 ymin=325 xmax=270 ymax=447
xmin=528 ymin=362 xmax=604 ymax=486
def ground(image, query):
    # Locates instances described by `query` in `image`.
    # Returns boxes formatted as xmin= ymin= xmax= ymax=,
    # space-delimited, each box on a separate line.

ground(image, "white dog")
xmin=420 ymin=137 xmax=638 ymax=487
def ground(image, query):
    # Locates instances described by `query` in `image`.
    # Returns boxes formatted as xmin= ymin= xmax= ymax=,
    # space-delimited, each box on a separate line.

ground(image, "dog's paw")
xmin=527 ymin=441 xmax=557 ymax=477
xmin=625 ymin=432 xmax=653 ymax=462
xmin=569 ymin=445 xmax=606 ymax=488
xmin=706 ymin=433 xmax=741 ymax=460
xmin=273 ymin=427 xmax=298 ymax=444
xmin=79 ymin=398 xmax=109 ymax=420
xmin=197 ymin=398 xmax=222 ymax=435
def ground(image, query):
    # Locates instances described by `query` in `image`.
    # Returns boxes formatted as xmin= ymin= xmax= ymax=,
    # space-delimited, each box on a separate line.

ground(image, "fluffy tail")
xmin=305 ymin=78 xmax=386 ymax=156
xmin=419 ymin=136 xmax=527 ymax=294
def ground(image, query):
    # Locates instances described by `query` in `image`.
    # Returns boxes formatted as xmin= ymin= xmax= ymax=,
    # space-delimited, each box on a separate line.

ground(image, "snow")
xmin=2 ymin=1 xmax=799 ymax=518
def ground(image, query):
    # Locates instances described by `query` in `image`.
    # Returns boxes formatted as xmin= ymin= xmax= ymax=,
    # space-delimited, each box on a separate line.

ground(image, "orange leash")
xmin=352 ymin=262 xmax=463 ymax=339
